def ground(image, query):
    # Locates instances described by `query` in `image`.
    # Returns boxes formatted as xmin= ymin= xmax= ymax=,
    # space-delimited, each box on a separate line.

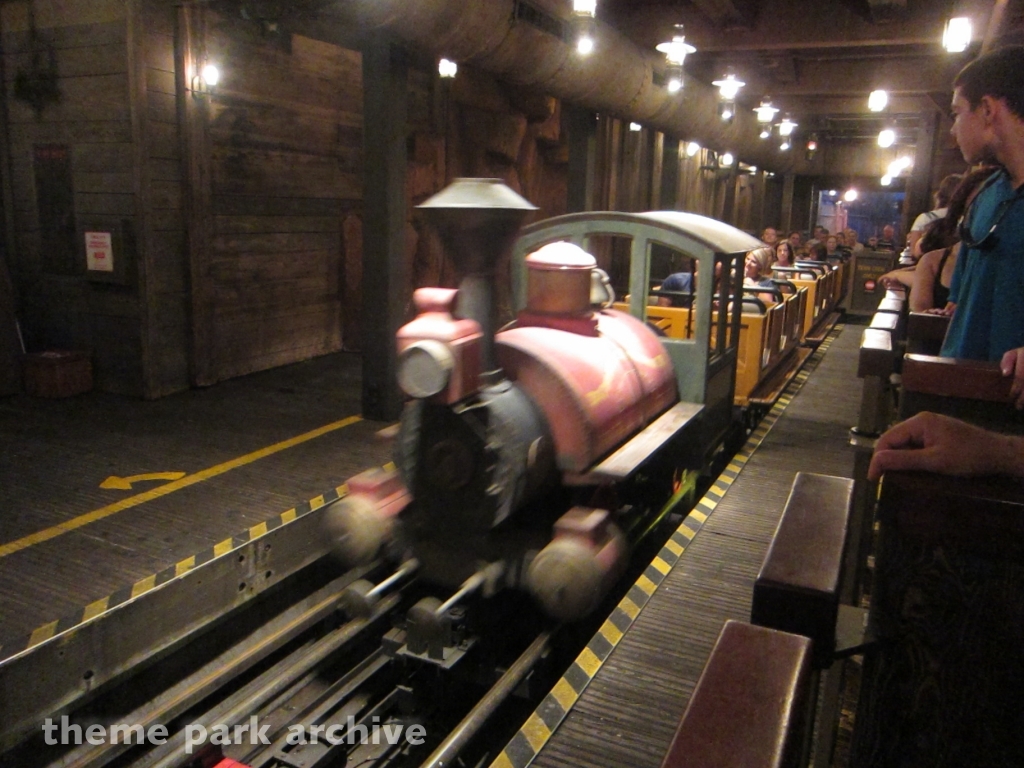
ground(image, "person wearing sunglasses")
xmin=939 ymin=46 xmax=1024 ymax=407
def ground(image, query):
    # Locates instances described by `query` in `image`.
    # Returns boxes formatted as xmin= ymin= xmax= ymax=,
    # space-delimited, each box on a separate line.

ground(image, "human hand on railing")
xmin=867 ymin=412 xmax=1024 ymax=481
xmin=923 ymin=302 xmax=955 ymax=317
xmin=880 ymin=276 xmax=905 ymax=290
xmin=1002 ymin=346 xmax=1024 ymax=409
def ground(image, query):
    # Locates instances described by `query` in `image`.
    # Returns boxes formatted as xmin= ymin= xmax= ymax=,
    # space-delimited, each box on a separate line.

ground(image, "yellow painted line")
xmin=490 ymin=753 xmax=515 ymax=768
xmin=677 ymin=523 xmax=697 ymax=539
xmin=131 ymin=574 xmax=156 ymax=599
xmin=619 ymin=596 xmax=640 ymax=620
xmin=576 ymin=646 xmax=602 ymax=677
xmin=100 ymin=472 xmax=186 ymax=490
xmin=28 ymin=620 xmax=58 ymax=647
xmin=727 ymin=462 xmax=743 ymax=473
xmin=281 ymin=509 xmax=297 ymax=524
xmin=550 ymin=678 xmax=579 ymax=711
xmin=308 ymin=494 xmax=325 ymax=509
xmin=175 ymin=556 xmax=196 ymax=577
xmin=249 ymin=521 xmax=268 ymax=539
xmin=82 ymin=597 xmax=109 ymax=622
xmin=213 ymin=538 xmax=233 ymax=557
xmin=599 ymin=619 xmax=624 ymax=645
xmin=0 ymin=415 xmax=363 ymax=559
xmin=688 ymin=509 xmax=708 ymax=523
xmin=635 ymin=574 xmax=657 ymax=595
xmin=664 ymin=538 xmax=684 ymax=556
xmin=650 ymin=556 xmax=671 ymax=575
xmin=521 ymin=713 xmax=551 ymax=752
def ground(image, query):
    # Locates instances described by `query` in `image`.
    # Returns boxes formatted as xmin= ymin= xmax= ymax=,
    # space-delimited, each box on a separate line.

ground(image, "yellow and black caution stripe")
xmin=490 ymin=327 xmax=841 ymax=768
xmin=0 ymin=462 xmax=406 ymax=659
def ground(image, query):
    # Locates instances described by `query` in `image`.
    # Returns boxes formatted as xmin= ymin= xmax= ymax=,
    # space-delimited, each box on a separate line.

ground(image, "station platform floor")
xmin=0 ymin=351 xmax=392 ymax=650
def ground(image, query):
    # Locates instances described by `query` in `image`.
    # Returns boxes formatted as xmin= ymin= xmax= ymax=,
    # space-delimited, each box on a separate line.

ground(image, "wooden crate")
xmin=22 ymin=351 xmax=93 ymax=398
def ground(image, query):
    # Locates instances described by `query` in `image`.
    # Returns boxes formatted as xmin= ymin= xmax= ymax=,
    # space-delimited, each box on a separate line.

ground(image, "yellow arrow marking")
xmin=100 ymin=472 xmax=187 ymax=490
xmin=0 ymin=415 xmax=363 ymax=559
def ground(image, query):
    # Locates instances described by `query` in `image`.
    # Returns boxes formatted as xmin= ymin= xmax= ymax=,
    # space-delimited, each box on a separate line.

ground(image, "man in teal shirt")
xmin=938 ymin=46 xmax=1024 ymax=408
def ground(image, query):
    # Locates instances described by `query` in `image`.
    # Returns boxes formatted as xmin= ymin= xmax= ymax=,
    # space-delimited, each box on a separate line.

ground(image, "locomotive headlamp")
xmin=397 ymin=340 xmax=454 ymax=399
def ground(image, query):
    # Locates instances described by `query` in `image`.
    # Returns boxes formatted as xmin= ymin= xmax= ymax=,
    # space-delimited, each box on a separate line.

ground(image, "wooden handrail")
xmin=660 ymin=620 xmax=812 ymax=768
xmin=858 ymin=328 xmax=895 ymax=378
xmin=901 ymin=354 xmax=1013 ymax=403
xmin=752 ymin=473 xmax=853 ymax=668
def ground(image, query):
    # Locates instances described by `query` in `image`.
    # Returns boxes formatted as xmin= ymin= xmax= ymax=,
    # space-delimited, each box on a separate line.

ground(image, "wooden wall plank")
xmin=147 ymin=89 xmax=176 ymax=122
xmin=8 ymin=120 xmax=132 ymax=143
xmin=210 ymin=231 xmax=337 ymax=255
xmin=210 ymin=145 xmax=361 ymax=199
xmin=211 ymin=214 xmax=338 ymax=234
xmin=3 ymin=43 xmax=125 ymax=81
xmin=6 ymin=73 xmax=130 ymax=124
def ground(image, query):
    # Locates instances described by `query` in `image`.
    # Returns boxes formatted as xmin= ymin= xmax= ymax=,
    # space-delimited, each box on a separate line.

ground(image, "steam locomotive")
xmin=325 ymin=178 xmax=784 ymax=651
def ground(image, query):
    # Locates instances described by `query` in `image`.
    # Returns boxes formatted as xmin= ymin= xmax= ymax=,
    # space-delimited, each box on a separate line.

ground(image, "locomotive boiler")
xmin=326 ymin=179 xmax=759 ymax=633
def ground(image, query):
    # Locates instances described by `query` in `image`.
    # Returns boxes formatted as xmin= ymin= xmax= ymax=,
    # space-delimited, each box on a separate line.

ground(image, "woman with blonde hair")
xmin=744 ymin=246 xmax=777 ymax=305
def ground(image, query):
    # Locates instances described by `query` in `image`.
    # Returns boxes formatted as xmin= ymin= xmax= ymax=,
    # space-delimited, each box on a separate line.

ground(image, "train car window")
xmin=586 ymin=234 xmax=632 ymax=299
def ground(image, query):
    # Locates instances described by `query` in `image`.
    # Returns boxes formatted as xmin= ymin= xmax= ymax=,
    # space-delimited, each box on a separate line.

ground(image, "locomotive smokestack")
xmin=417 ymin=178 xmax=536 ymax=376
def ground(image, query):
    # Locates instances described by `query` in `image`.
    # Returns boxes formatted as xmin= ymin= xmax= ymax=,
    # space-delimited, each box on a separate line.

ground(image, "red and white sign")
xmin=85 ymin=231 xmax=113 ymax=272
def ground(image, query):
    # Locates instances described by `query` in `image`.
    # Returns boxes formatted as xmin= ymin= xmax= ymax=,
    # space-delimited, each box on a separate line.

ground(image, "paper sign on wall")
xmin=85 ymin=231 xmax=114 ymax=272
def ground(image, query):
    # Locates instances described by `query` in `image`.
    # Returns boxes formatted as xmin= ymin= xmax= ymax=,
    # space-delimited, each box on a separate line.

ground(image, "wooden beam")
xmin=566 ymin=106 xmax=597 ymax=213
xmin=176 ymin=3 xmax=214 ymax=386
xmin=360 ymin=37 xmax=407 ymax=421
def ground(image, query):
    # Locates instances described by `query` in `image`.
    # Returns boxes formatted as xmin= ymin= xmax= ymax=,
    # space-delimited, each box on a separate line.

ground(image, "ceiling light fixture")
xmin=881 ymin=175 xmax=892 ymax=186
xmin=779 ymin=140 xmax=791 ymax=151
xmin=868 ymin=89 xmax=888 ymax=112
xmin=877 ymin=128 xmax=896 ymax=148
xmin=720 ymin=152 xmax=734 ymax=167
xmin=685 ymin=141 xmax=701 ymax=157
xmin=657 ymin=25 xmax=696 ymax=94
xmin=712 ymin=74 xmax=745 ymax=101
xmin=629 ymin=122 xmax=642 ymax=132
xmin=438 ymin=58 xmax=458 ymax=79
xmin=759 ymin=126 xmax=772 ymax=140
xmin=943 ymin=17 xmax=972 ymax=53
xmin=778 ymin=116 xmax=797 ymax=137
xmin=844 ymin=189 xmax=858 ymax=202
xmin=754 ymin=98 xmax=779 ymax=124
xmin=572 ymin=0 xmax=597 ymax=55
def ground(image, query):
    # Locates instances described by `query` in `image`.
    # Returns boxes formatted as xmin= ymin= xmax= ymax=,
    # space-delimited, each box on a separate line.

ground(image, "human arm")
xmin=868 ymin=412 xmax=1024 ymax=481
xmin=907 ymin=248 xmax=942 ymax=312
xmin=879 ymin=268 xmax=915 ymax=290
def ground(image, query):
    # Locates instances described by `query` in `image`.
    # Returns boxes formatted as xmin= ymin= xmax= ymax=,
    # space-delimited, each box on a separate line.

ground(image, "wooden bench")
xmin=660 ymin=620 xmax=812 ymax=768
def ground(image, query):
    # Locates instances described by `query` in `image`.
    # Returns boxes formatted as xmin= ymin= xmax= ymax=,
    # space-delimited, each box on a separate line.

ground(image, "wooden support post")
xmin=176 ymin=3 xmax=214 ymax=387
xmin=781 ymin=173 xmax=796 ymax=235
xmin=722 ymin=170 xmax=738 ymax=226
xmin=566 ymin=106 xmax=596 ymax=213
xmin=659 ymin=136 xmax=680 ymax=211
xmin=907 ymin=110 xmax=938 ymax=233
xmin=361 ymin=38 xmax=408 ymax=421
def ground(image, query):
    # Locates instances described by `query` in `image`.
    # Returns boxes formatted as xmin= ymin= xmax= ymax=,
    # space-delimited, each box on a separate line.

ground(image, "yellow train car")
xmin=620 ymin=283 xmax=810 ymax=408
xmin=771 ymin=262 xmax=844 ymax=343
